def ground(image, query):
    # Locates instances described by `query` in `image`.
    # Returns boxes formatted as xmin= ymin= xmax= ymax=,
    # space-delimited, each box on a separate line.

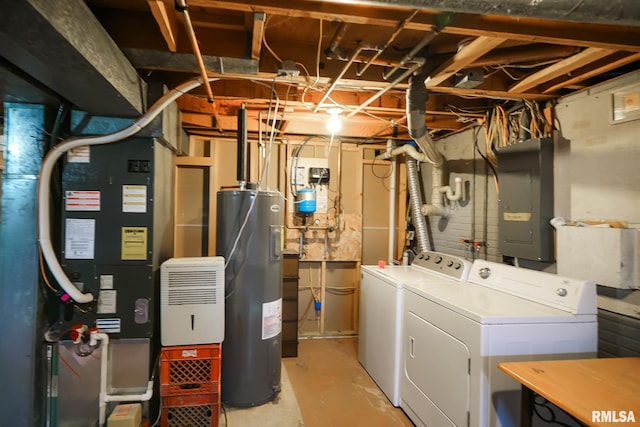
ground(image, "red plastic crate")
xmin=161 ymin=404 xmax=219 ymax=427
xmin=160 ymin=344 xmax=221 ymax=396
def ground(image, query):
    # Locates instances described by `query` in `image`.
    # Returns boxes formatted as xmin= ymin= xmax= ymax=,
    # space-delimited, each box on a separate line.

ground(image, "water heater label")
xmin=262 ymin=298 xmax=282 ymax=340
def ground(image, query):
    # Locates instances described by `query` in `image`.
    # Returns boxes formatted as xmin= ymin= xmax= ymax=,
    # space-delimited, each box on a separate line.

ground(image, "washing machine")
xmin=358 ymin=251 xmax=471 ymax=406
xmin=400 ymin=259 xmax=598 ymax=427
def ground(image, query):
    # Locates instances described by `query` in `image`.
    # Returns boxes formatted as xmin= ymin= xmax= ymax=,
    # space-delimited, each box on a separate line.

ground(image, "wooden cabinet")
xmin=282 ymin=251 xmax=299 ymax=357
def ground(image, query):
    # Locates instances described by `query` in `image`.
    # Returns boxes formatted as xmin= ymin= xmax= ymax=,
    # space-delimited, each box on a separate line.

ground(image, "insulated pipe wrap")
xmin=406 ymin=158 xmax=431 ymax=253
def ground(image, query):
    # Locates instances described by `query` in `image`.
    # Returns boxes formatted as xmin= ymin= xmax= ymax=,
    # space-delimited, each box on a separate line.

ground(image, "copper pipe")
xmin=357 ymin=9 xmax=419 ymax=77
xmin=176 ymin=0 xmax=215 ymax=103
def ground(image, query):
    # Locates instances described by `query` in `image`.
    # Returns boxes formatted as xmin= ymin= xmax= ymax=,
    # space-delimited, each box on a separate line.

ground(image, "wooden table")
xmin=498 ymin=358 xmax=640 ymax=426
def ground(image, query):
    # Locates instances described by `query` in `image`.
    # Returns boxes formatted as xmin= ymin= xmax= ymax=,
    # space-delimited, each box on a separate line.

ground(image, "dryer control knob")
xmin=435 ymin=256 xmax=443 ymax=264
xmin=447 ymin=260 xmax=454 ymax=267
xmin=454 ymin=263 xmax=462 ymax=270
xmin=479 ymin=267 xmax=491 ymax=279
xmin=556 ymin=288 xmax=568 ymax=297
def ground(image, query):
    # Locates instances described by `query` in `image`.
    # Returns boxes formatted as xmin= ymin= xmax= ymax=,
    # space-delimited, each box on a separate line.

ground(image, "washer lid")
xmin=468 ymin=260 xmax=597 ymax=315
xmin=403 ymin=279 xmax=596 ymax=324
xmin=362 ymin=264 xmax=462 ymax=288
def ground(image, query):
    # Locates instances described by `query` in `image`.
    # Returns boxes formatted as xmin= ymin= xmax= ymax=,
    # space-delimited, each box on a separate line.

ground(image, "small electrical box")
xmin=308 ymin=167 xmax=330 ymax=185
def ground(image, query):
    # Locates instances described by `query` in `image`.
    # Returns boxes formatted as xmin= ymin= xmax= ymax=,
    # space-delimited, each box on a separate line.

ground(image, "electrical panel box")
xmin=497 ymin=138 xmax=554 ymax=261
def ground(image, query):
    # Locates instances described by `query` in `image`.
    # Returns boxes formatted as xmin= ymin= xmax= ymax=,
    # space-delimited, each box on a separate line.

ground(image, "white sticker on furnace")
xmin=122 ymin=185 xmax=147 ymax=213
xmin=262 ymin=298 xmax=282 ymax=340
xmin=64 ymin=218 xmax=95 ymax=260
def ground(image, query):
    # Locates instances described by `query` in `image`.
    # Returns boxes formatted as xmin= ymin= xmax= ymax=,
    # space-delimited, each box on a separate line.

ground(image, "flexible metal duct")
xmin=406 ymin=157 xmax=431 ymax=253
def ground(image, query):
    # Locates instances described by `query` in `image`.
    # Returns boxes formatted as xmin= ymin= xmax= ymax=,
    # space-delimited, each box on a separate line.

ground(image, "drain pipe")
xmin=386 ymin=139 xmax=397 ymax=264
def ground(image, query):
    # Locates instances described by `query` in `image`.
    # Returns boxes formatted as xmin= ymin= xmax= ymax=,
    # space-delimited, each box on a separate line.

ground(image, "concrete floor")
xmin=219 ymin=337 xmax=413 ymax=427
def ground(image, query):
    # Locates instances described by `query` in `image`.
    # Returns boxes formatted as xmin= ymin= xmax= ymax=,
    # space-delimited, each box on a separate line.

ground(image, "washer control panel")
xmin=411 ymin=251 xmax=472 ymax=281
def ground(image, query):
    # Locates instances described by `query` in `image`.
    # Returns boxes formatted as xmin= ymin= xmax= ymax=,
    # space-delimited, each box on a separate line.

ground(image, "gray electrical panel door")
xmin=497 ymin=138 xmax=554 ymax=261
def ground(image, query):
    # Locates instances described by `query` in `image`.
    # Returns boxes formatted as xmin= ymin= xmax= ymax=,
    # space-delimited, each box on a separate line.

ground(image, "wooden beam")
xmin=471 ymin=44 xmax=579 ymax=68
xmin=426 ymin=36 xmax=508 ymax=87
xmin=147 ymin=0 xmax=178 ymax=52
xmin=251 ymin=12 xmax=266 ymax=60
xmin=189 ymin=0 xmax=640 ymax=52
xmin=542 ymin=52 xmax=640 ymax=94
xmin=509 ymin=47 xmax=614 ymax=93
xmin=176 ymin=156 xmax=215 ymax=166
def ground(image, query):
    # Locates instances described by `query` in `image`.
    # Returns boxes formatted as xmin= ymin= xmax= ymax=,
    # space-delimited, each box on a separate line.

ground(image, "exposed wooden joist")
xmin=426 ymin=36 xmax=507 ymax=87
xmin=509 ymin=47 xmax=614 ymax=93
xmin=147 ymin=0 xmax=178 ymax=52
xmin=442 ymin=15 xmax=640 ymax=52
xmin=188 ymin=0 xmax=640 ymax=52
xmin=542 ymin=52 xmax=640 ymax=94
xmin=251 ymin=12 xmax=266 ymax=60
xmin=472 ymin=44 xmax=579 ymax=68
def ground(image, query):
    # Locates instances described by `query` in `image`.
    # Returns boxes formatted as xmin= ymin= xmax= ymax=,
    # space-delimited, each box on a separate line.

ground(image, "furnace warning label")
xmin=64 ymin=218 xmax=95 ymax=259
xmin=262 ymin=298 xmax=282 ymax=340
xmin=65 ymin=190 xmax=101 ymax=211
xmin=121 ymin=227 xmax=148 ymax=260
xmin=122 ymin=185 xmax=147 ymax=213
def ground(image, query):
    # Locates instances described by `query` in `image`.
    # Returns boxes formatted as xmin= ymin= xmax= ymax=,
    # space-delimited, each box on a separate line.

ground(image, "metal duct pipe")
xmin=313 ymin=43 xmax=378 ymax=113
xmin=325 ymin=22 xmax=351 ymax=61
xmin=237 ymin=106 xmax=248 ymax=189
xmin=357 ymin=9 xmax=419 ymax=77
xmin=383 ymin=28 xmax=438 ymax=80
xmin=308 ymin=0 xmax=640 ymax=26
xmin=406 ymin=72 xmax=444 ymax=167
xmin=406 ymin=157 xmax=431 ymax=253
xmin=346 ymin=57 xmax=425 ymax=119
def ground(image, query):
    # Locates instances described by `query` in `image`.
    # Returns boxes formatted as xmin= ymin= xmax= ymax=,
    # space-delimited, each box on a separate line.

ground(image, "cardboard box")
xmin=107 ymin=403 xmax=141 ymax=427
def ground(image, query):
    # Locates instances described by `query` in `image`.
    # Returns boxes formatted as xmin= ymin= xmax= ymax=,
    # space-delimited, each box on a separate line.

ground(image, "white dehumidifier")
xmin=160 ymin=256 xmax=225 ymax=346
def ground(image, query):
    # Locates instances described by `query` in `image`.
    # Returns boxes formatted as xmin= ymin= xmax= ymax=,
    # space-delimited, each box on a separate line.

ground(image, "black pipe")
xmin=237 ymin=106 xmax=248 ymax=185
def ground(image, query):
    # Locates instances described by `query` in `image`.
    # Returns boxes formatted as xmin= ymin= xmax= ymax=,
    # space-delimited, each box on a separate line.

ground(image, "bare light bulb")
xmin=326 ymin=108 xmax=342 ymax=133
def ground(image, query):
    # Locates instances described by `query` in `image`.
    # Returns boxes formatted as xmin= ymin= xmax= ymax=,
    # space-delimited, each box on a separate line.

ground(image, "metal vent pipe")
xmin=237 ymin=106 xmax=248 ymax=189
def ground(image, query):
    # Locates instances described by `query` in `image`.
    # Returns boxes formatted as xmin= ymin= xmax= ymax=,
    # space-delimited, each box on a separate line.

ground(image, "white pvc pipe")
xmin=439 ymin=176 xmax=463 ymax=201
xmin=375 ymin=143 xmax=429 ymax=163
xmin=97 ymin=332 xmax=110 ymax=426
xmin=96 ymin=331 xmax=154 ymax=426
xmin=37 ymin=77 xmax=217 ymax=304
xmin=386 ymin=140 xmax=396 ymax=265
